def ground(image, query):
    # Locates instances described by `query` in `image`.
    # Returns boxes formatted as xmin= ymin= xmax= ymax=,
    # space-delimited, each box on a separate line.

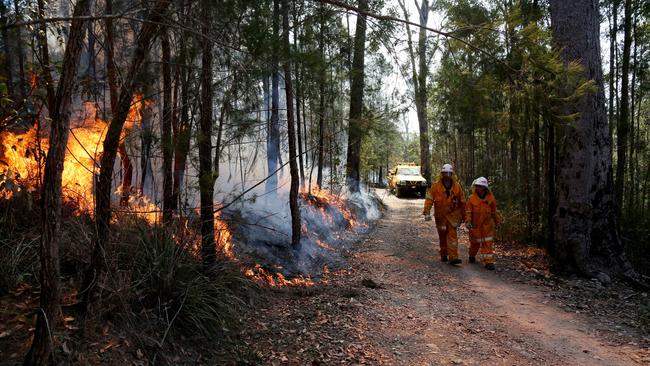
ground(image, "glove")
xmin=424 ymin=214 xmax=432 ymax=221
xmin=466 ymin=222 xmax=473 ymax=229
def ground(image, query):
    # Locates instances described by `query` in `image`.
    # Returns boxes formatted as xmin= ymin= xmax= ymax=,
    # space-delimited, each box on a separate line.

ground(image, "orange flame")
xmin=0 ymin=96 xmax=149 ymax=214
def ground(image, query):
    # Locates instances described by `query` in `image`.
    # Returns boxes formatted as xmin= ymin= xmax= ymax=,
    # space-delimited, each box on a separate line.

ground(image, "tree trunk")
xmin=317 ymin=4 xmax=326 ymax=189
xmin=345 ymin=0 xmax=368 ymax=193
xmin=293 ymin=3 xmax=305 ymax=185
xmin=199 ymin=0 xmax=216 ymax=267
xmin=81 ymin=0 xmax=170 ymax=315
xmin=266 ymin=0 xmax=281 ymax=195
xmin=282 ymin=0 xmax=301 ymax=248
xmin=172 ymin=66 xmax=192 ymax=212
xmin=12 ymin=0 xmax=26 ymax=102
xmin=24 ymin=1 xmax=91 ymax=364
xmin=36 ymin=0 xmax=55 ymax=113
xmin=549 ymin=0 xmax=643 ymax=286
xmin=416 ymin=0 xmax=431 ymax=184
xmin=0 ymin=2 xmax=15 ymax=102
xmin=161 ymin=29 xmax=173 ymax=224
xmin=614 ymin=0 xmax=632 ymax=213
xmin=104 ymin=0 xmax=134 ymax=206
xmin=608 ymin=0 xmax=618 ymax=137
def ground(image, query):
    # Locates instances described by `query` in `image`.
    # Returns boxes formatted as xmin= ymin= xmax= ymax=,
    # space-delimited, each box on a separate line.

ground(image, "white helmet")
xmin=474 ymin=176 xmax=489 ymax=188
xmin=441 ymin=164 xmax=453 ymax=174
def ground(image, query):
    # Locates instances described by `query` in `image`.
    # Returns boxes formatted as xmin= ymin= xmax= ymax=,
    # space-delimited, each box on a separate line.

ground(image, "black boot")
xmin=468 ymin=256 xmax=476 ymax=263
xmin=449 ymin=258 xmax=462 ymax=265
xmin=441 ymin=255 xmax=448 ymax=262
xmin=485 ymin=263 xmax=495 ymax=270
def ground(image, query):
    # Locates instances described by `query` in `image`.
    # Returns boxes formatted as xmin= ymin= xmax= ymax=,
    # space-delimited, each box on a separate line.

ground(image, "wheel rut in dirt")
xmin=352 ymin=190 xmax=641 ymax=365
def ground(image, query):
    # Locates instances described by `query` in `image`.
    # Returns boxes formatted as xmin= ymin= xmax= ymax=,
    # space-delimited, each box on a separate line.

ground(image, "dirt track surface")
xmin=241 ymin=189 xmax=650 ymax=365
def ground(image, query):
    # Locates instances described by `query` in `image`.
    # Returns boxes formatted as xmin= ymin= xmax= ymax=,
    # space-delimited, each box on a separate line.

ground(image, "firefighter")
xmin=465 ymin=177 xmax=500 ymax=270
xmin=423 ymin=164 xmax=466 ymax=265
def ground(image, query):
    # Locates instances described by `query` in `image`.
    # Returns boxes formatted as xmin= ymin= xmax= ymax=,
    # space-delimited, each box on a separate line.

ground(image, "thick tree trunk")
xmin=345 ymin=0 xmax=368 ymax=193
xmin=282 ymin=0 xmax=301 ymax=247
xmin=266 ymin=0 xmax=281 ymax=195
xmin=81 ymin=0 xmax=170 ymax=314
xmin=24 ymin=1 xmax=91 ymax=364
xmin=161 ymin=29 xmax=173 ymax=224
xmin=199 ymin=0 xmax=216 ymax=267
xmin=549 ymin=0 xmax=643 ymax=286
xmin=614 ymin=0 xmax=632 ymax=213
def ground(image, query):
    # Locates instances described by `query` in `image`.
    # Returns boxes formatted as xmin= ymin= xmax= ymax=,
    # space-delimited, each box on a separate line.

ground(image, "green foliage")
xmin=132 ymin=227 xmax=254 ymax=339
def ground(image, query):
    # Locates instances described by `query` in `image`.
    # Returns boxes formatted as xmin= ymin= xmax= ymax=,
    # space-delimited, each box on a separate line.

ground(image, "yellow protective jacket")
xmin=423 ymin=176 xmax=466 ymax=227
xmin=465 ymin=191 xmax=500 ymax=241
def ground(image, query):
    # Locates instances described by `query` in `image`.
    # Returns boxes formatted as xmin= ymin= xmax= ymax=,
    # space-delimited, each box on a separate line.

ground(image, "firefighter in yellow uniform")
xmin=423 ymin=164 xmax=465 ymax=265
xmin=465 ymin=177 xmax=500 ymax=270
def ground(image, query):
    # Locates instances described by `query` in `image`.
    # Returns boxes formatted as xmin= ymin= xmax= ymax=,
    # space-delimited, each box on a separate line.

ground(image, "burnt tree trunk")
xmin=282 ymin=0 xmax=301 ymax=248
xmin=161 ymin=29 xmax=173 ymax=224
xmin=345 ymin=0 xmax=368 ymax=193
xmin=24 ymin=1 xmax=91 ymax=364
xmin=199 ymin=0 xmax=216 ymax=267
xmin=81 ymin=0 xmax=170 ymax=314
xmin=549 ymin=0 xmax=644 ymax=286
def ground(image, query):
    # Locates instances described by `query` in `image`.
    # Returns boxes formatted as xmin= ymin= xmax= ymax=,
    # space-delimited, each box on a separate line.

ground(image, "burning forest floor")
xmin=233 ymin=189 xmax=650 ymax=365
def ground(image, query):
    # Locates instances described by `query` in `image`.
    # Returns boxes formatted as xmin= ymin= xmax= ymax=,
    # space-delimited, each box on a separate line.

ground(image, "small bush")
xmin=638 ymin=298 xmax=650 ymax=334
xmin=0 ymin=237 xmax=38 ymax=294
xmin=131 ymin=227 xmax=254 ymax=339
xmin=496 ymin=205 xmax=529 ymax=243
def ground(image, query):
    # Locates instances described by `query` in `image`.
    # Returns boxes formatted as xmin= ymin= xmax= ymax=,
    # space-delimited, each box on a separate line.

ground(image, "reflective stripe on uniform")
xmin=470 ymin=236 xmax=494 ymax=243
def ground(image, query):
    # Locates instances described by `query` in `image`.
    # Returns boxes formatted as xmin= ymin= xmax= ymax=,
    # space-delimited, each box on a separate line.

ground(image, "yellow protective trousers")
xmin=468 ymin=235 xmax=495 ymax=264
xmin=435 ymin=217 xmax=459 ymax=260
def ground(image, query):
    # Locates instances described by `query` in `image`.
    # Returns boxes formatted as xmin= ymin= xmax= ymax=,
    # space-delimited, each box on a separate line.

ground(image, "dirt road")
xmin=241 ymin=189 xmax=649 ymax=365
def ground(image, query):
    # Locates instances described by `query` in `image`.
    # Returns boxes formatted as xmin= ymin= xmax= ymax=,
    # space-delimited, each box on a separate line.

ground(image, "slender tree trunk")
xmin=317 ymin=4 xmax=325 ymax=189
xmin=24 ymin=1 xmax=91 ymax=364
xmin=549 ymin=0 xmax=643 ymax=287
xmin=615 ymin=0 xmax=632 ymax=213
xmin=626 ymin=5 xmax=638 ymax=212
xmin=345 ymin=0 xmax=368 ymax=193
xmin=172 ymin=66 xmax=191 ymax=212
xmin=104 ymin=0 xmax=133 ymax=206
xmin=416 ymin=0 xmax=431 ymax=184
xmin=161 ymin=29 xmax=173 ymax=224
xmin=36 ymin=0 xmax=55 ymax=112
xmin=81 ymin=0 xmax=170 ymax=315
xmin=0 ymin=2 xmax=15 ymax=101
xmin=198 ymin=0 xmax=215 ymax=267
xmin=12 ymin=0 xmax=26 ymax=101
xmin=266 ymin=0 xmax=281 ymax=195
xmin=608 ymin=0 xmax=618 ymax=137
xmin=293 ymin=4 xmax=305 ymax=185
xmin=282 ymin=0 xmax=301 ymax=247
